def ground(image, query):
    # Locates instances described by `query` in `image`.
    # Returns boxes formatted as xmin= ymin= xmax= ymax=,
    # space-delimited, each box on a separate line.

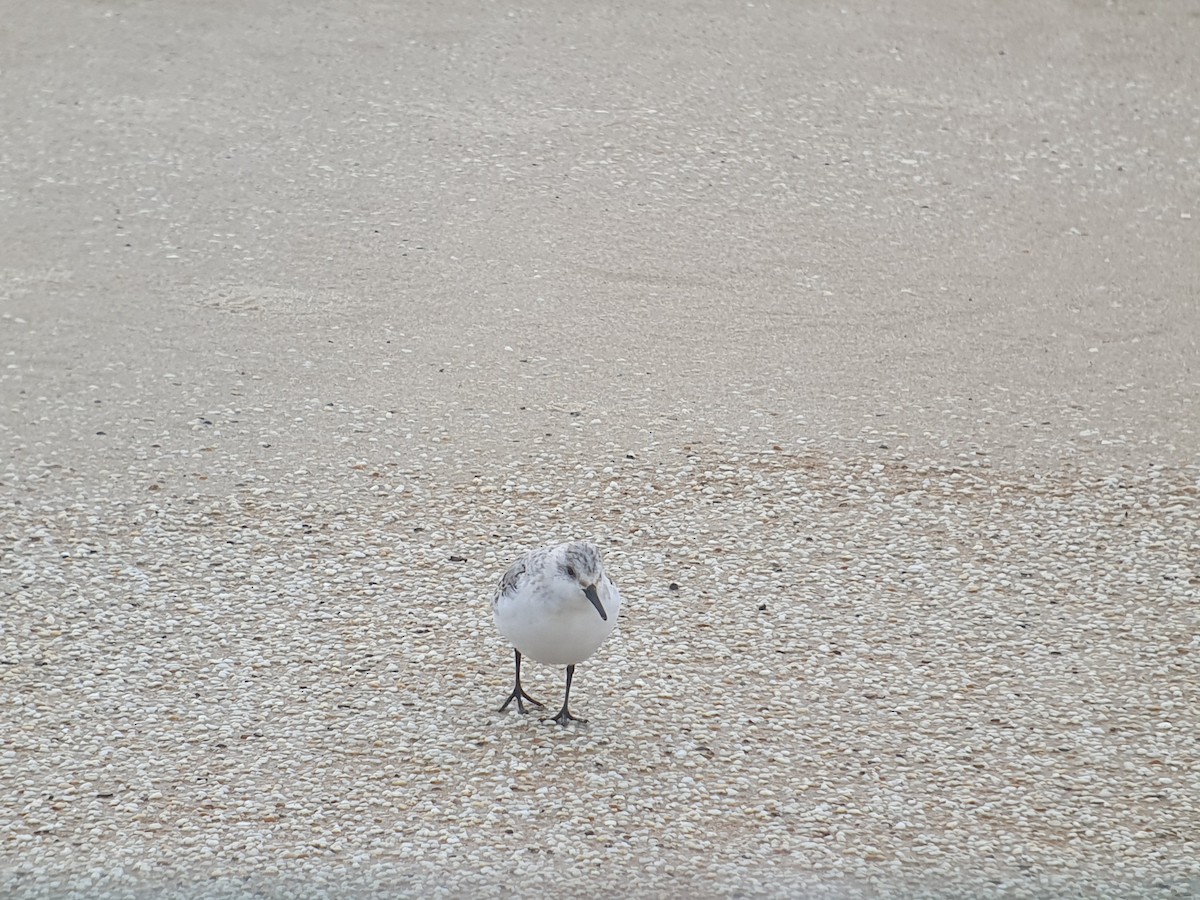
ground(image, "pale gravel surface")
xmin=3 ymin=0 xmax=1200 ymax=897
xmin=4 ymin=451 xmax=1198 ymax=898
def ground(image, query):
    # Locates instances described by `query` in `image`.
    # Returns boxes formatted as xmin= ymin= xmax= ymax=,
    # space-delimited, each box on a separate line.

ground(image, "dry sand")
xmin=2 ymin=1 xmax=1198 ymax=897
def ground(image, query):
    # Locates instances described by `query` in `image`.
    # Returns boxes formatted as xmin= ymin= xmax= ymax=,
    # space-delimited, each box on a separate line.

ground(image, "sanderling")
xmin=491 ymin=541 xmax=622 ymax=726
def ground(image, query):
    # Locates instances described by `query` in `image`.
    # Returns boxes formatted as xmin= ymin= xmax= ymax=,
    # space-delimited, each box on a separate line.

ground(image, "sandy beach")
xmin=2 ymin=1 xmax=1197 ymax=896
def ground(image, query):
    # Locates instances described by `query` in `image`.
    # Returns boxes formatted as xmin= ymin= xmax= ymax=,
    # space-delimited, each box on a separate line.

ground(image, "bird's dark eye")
xmin=566 ymin=566 xmax=578 ymax=580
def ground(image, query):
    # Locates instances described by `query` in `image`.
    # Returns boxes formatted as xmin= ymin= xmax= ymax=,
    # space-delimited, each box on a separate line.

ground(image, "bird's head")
xmin=557 ymin=541 xmax=608 ymax=621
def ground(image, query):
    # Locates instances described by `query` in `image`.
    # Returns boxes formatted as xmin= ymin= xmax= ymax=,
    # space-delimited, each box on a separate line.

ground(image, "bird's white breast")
xmin=494 ymin=577 xmax=620 ymax=666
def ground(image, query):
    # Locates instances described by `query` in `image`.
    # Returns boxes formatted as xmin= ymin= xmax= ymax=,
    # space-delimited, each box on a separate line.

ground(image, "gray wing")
xmin=492 ymin=555 xmax=528 ymax=607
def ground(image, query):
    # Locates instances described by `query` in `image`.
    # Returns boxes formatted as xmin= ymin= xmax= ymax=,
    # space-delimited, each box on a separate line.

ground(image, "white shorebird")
xmin=491 ymin=541 xmax=622 ymax=726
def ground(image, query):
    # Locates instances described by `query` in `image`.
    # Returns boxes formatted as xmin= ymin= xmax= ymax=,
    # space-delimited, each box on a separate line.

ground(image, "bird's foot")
xmin=550 ymin=706 xmax=586 ymax=727
xmin=498 ymin=685 xmax=544 ymax=715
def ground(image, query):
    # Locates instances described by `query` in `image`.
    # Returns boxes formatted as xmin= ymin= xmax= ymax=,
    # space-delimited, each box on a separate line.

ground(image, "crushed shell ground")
xmin=2 ymin=447 xmax=1197 ymax=898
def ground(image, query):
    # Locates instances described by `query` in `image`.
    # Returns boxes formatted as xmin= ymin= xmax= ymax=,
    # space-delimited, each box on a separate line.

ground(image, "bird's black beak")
xmin=584 ymin=583 xmax=607 ymax=621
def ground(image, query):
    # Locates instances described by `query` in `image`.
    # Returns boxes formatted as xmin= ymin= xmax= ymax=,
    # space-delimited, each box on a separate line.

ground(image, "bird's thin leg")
xmin=498 ymin=650 xmax=543 ymax=714
xmin=551 ymin=664 xmax=586 ymax=726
